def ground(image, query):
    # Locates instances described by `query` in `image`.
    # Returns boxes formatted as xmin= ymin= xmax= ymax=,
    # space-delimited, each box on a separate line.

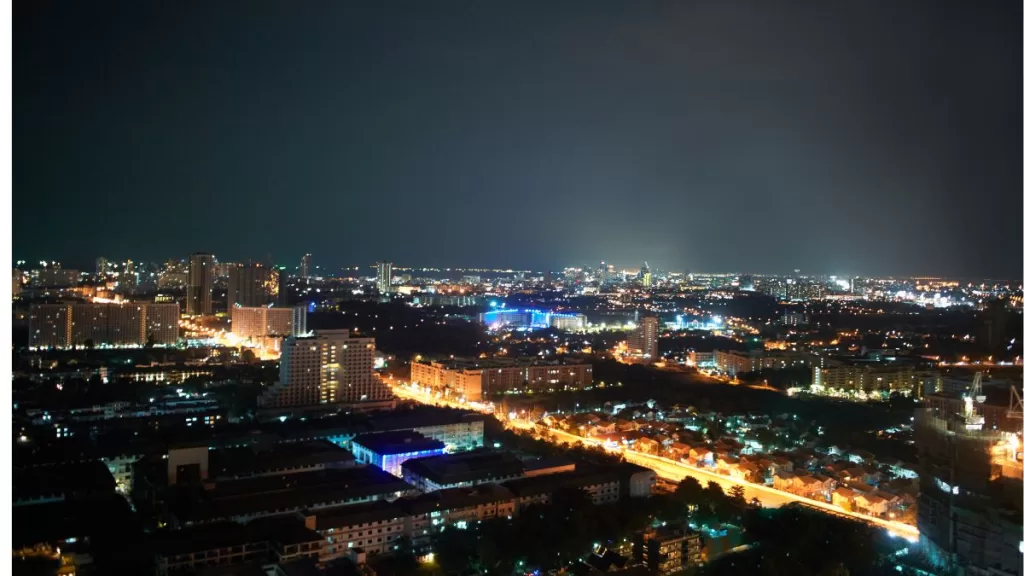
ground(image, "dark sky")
xmin=15 ymin=0 xmax=1022 ymax=277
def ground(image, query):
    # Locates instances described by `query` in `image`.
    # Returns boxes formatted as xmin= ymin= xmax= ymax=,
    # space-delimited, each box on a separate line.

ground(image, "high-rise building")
xmin=231 ymin=305 xmax=307 ymax=339
xmin=186 ymin=253 xmax=215 ymax=316
xmin=914 ymin=386 xmax=1023 ymax=574
xmin=29 ymin=302 xmax=179 ymax=349
xmin=226 ymin=262 xmax=279 ymax=307
xmin=121 ymin=259 xmax=138 ymax=293
xmin=12 ymin=269 xmax=21 ymax=298
xmin=259 ymin=329 xmax=391 ymax=409
xmin=376 ymin=262 xmax=393 ymax=294
xmin=300 ymin=254 xmax=312 ymax=279
xmin=627 ymin=316 xmax=659 ymax=359
xmin=95 ymin=257 xmax=110 ymax=276
xmin=639 ymin=262 xmax=652 ymax=289
xmin=35 ymin=268 xmax=79 ymax=287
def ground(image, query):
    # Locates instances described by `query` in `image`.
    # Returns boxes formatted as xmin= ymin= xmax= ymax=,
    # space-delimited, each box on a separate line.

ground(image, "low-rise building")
xmin=633 ymin=526 xmax=702 ymax=576
xmin=351 ymin=431 xmax=445 ymax=478
xmin=503 ymin=463 xmax=655 ymax=507
xmin=410 ymin=358 xmax=593 ymax=401
xmin=401 ymin=451 xmax=524 ymax=492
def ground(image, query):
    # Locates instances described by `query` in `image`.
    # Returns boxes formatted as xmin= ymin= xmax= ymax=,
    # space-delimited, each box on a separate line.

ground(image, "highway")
xmin=389 ymin=382 xmax=919 ymax=541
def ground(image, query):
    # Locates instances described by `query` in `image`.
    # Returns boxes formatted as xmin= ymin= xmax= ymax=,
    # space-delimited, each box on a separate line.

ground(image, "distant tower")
xmin=186 ymin=253 xmax=215 ymax=316
xmin=640 ymin=262 xmax=652 ymax=289
xmin=376 ymin=262 xmax=393 ymax=294
xmin=628 ymin=316 xmax=660 ymax=359
xmin=95 ymin=257 xmax=110 ymax=276
xmin=227 ymin=261 xmax=279 ymax=307
xmin=122 ymin=259 xmax=138 ymax=293
xmin=300 ymin=254 xmax=312 ymax=280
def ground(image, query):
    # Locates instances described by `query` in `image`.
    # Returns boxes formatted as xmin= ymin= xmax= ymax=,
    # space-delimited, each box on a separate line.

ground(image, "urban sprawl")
xmin=12 ymin=256 xmax=1024 ymax=576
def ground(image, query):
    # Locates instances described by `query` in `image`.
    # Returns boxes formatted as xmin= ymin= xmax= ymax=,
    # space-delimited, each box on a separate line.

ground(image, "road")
xmin=390 ymin=382 xmax=919 ymax=541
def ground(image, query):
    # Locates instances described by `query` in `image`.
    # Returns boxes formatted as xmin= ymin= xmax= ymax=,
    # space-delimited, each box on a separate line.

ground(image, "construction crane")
xmin=962 ymin=372 xmax=986 ymax=430
xmin=1009 ymin=386 xmax=1022 ymax=420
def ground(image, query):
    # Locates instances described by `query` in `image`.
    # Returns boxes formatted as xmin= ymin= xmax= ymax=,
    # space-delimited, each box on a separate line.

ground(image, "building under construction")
xmin=914 ymin=375 xmax=1023 ymax=575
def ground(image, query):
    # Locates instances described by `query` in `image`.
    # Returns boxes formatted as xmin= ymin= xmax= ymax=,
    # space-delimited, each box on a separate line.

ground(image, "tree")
xmin=728 ymin=485 xmax=745 ymax=503
xmin=675 ymin=476 xmax=705 ymax=507
xmin=749 ymin=496 xmax=762 ymax=508
xmin=240 ymin=349 xmax=257 ymax=364
xmin=145 ymin=333 xmax=156 ymax=349
xmin=84 ymin=338 xmax=96 ymax=350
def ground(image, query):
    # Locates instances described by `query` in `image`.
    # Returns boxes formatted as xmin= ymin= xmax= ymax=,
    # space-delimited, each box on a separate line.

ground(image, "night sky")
xmin=15 ymin=1 xmax=1022 ymax=277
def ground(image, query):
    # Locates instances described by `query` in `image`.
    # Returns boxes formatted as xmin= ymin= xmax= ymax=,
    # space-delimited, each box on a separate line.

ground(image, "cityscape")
xmin=11 ymin=2 xmax=1023 ymax=576
xmin=10 ymin=255 xmax=1024 ymax=575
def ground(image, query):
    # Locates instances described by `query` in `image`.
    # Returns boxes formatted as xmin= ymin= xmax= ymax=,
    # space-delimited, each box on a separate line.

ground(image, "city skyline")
xmin=11 ymin=252 xmax=1024 ymax=282
xmin=14 ymin=0 xmax=1023 ymax=278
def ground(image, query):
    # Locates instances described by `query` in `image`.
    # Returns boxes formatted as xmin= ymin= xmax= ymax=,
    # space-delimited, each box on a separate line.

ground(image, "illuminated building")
xmin=781 ymin=311 xmax=806 ymax=326
xmin=186 ymin=253 xmax=215 ymax=316
xmin=478 ymin=309 xmax=587 ymax=330
xmin=784 ymin=278 xmax=824 ymax=301
xmin=712 ymin=350 xmax=823 ymax=377
xmin=411 ymin=358 xmax=593 ymax=401
xmin=95 ymin=257 xmax=110 ymax=276
xmin=627 ymin=316 xmax=659 ymax=359
xmin=376 ymin=261 xmax=393 ymax=294
xmin=230 ymin=305 xmax=307 ymax=339
xmin=413 ymin=294 xmax=481 ymax=307
xmin=226 ymin=262 xmax=279 ymax=307
xmin=35 ymin=268 xmax=79 ymax=287
xmin=550 ymin=313 xmax=587 ymax=331
xmin=29 ymin=302 xmax=180 ymax=349
xmin=639 ymin=262 xmax=652 ymax=289
xmin=12 ymin=269 xmax=21 ymax=298
xmin=633 ymin=526 xmax=701 ymax=575
xmin=686 ymin=351 xmax=714 ymax=367
xmin=914 ymin=387 xmax=1023 ymax=575
xmin=300 ymin=253 xmax=312 ymax=279
xmin=350 ymin=431 xmax=445 ymax=477
xmin=812 ymin=364 xmax=929 ymax=396
xmin=259 ymin=329 xmax=391 ymax=409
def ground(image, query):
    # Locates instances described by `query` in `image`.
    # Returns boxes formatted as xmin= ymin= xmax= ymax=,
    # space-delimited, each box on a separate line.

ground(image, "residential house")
xmin=789 ymin=474 xmax=826 ymax=499
xmin=588 ymin=420 xmax=617 ymax=437
xmin=813 ymin=475 xmax=837 ymax=495
xmin=841 ymin=467 xmax=868 ymax=484
xmin=689 ymin=447 xmax=714 ymax=467
xmin=772 ymin=456 xmax=794 ymax=473
xmin=831 ymin=487 xmax=856 ymax=509
xmin=615 ymin=421 xmax=639 ymax=432
xmin=853 ymin=493 xmax=889 ymax=517
xmin=662 ymin=445 xmax=688 ymax=462
xmin=635 ymin=437 xmax=661 ymax=455
xmin=848 ymin=449 xmax=876 ymax=465
xmin=736 ymin=462 xmax=760 ymax=483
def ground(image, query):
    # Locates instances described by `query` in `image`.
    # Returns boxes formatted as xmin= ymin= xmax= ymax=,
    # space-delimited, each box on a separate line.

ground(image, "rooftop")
xmin=172 ymin=466 xmax=410 ymax=524
xmin=208 ymin=440 xmax=354 ymax=480
xmin=312 ymin=500 xmax=405 ymax=530
xmin=351 ymin=431 xmax=445 ymax=456
xmin=401 ymin=450 xmax=524 ymax=484
xmin=400 ymin=483 xmax=515 ymax=515
xmin=14 ymin=460 xmax=115 ymax=502
xmin=502 ymin=463 xmax=648 ymax=498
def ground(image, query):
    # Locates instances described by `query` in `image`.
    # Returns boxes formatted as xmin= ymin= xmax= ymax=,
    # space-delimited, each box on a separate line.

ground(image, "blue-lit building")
xmin=350 ymin=431 xmax=445 ymax=478
xmin=478 ymin=309 xmax=586 ymax=331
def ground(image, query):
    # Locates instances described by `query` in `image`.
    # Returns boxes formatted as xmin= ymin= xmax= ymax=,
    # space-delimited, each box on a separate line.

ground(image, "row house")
xmin=689 ymin=447 xmax=714 ymax=467
xmin=635 ymin=437 xmax=661 ymax=455
xmin=830 ymin=487 xmax=891 ymax=517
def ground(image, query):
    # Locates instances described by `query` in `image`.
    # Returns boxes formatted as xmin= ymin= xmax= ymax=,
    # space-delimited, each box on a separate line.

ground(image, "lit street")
xmin=390 ymin=382 xmax=919 ymax=542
